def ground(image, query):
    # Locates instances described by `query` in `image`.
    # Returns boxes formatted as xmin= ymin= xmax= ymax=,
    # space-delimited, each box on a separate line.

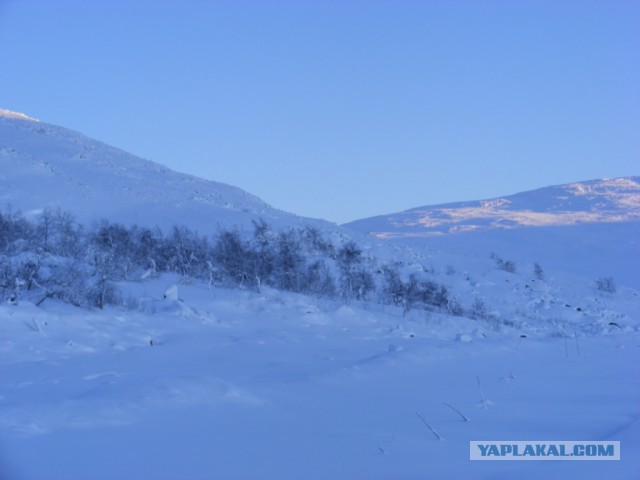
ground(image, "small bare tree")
xmin=595 ymin=277 xmax=616 ymax=293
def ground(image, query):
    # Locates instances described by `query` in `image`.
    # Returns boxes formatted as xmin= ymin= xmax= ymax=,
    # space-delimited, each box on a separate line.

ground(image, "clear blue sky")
xmin=1 ymin=0 xmax=638 ymax=224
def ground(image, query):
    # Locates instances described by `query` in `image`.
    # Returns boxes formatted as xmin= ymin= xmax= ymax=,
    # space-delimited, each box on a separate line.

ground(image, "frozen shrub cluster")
xmin=595 ymin=277 xmax=616 ymax=294
xmin=0 ymin=208 xmax=455 ymax=315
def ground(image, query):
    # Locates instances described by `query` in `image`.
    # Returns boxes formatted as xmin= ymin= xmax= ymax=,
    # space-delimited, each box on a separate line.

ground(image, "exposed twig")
xmin=416 ymin=413 xmax=442 ymax=440
xmin=477 ymin=375 xmax=488 ymax=409
xmin=35 ymin=291 xmax=56 ymax=307
xmin=442 ymin=402 xmax=469 ymax=422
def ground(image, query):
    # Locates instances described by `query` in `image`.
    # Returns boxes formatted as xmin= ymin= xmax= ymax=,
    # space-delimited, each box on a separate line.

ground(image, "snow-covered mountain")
xmin=346 ymin=178 xmax=640 ymax=288
xmin=345 ymin=177 xmax=640 ymax=238
xmin=0 ymin=109 xmax=328 ymax=233
xmin=1 ymin=109 xmax=639 ymax=480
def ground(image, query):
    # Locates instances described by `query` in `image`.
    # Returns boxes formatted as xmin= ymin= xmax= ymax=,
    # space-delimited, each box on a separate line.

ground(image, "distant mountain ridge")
xmin=2 ymin=108 xmax=637 ymax=290
xmin=0 ymin=110 xmax=328 ymax=233
xmin=345 ymin=176 xmax=640 ymax=238
xmin=345 ymin=175 xmax=640 ymax=289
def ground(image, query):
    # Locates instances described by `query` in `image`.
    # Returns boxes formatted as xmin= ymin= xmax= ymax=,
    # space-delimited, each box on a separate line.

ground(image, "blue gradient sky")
xmin=1 ymin=0 xmax=638 ymax=224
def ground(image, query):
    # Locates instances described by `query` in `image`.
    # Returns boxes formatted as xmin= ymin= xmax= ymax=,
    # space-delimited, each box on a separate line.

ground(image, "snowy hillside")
xmin=1 ymin=108 xmax=638 ymax=479
xmin=346 ymin=178 xmax=640 ymax=289
xmin=345 ymin=177 xmax=640 ymax=238
xmin=0 ymin=109 xmax=328 ymax=233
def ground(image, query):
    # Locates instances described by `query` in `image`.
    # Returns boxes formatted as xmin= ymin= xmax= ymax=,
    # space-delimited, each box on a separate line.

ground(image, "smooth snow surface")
xmin=1 ymin=275 xmax=638 ymax=479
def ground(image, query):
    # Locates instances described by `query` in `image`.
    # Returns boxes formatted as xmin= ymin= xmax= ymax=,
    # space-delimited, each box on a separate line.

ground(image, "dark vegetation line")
xmin=0 ymin=208 xmax=455 ymax=314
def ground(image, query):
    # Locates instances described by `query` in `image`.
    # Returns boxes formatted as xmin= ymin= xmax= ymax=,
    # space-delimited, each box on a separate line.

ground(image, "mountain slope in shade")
xmin=345 ymin=177 xmax=640 ymax=238
xmin=0 ymin=110 xmax=328 ymax=233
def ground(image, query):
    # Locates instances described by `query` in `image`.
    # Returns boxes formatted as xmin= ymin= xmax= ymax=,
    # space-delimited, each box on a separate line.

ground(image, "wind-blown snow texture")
xmin=1 ymin=110 xmax=638 ymax=479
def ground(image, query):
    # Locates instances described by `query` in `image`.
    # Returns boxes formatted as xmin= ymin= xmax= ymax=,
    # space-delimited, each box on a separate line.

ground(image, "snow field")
xmin=1 ymin=276 xmax=638 ymax=479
